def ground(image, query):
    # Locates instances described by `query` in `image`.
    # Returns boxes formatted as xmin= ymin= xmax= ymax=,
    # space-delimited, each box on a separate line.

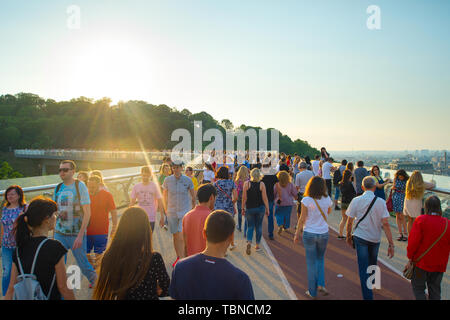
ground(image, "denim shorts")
xmin=167 ymin=215 xmax=183 ymax=234
xmin=86 ymin=234 xmax=108 ymax=254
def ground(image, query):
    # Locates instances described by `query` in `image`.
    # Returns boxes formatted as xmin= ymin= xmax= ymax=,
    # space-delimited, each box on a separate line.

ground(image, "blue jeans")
xmin=275 ymin=205 xmax=292 ymax=229
xmin=246 ymin=206 xmax=265 ymax=244
xmin=302 ymin=231 xmax=329 ymax=297
xmin=2 ymin=247 xmax=14 ymax=296
xmin=54 ymin=233 xmax=97 ymax=285
xmin=353 ymin=236 xmax=380 ymax=300
xmin=267 ymin=201 xmax=274 ymax=237
xmin=334 ymin=185 xmax=340 ymax=201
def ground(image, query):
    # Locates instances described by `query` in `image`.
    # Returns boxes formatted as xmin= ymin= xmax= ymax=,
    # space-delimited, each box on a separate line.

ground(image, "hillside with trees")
xmin=0 ymin=93 xmax=319 ymax=157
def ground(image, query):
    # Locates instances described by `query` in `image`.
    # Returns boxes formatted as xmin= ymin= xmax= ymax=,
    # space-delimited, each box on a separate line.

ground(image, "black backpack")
xmin=333 ymin=169 xmax=342 ymax=186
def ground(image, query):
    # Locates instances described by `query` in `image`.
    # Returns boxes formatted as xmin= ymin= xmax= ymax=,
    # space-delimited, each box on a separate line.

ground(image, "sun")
xmin=66 ymin=38 xmax=154 ymax=102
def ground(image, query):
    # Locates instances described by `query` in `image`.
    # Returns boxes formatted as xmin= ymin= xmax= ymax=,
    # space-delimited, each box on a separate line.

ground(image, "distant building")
xmin=389 ymin=160 xmax=434 ymax=173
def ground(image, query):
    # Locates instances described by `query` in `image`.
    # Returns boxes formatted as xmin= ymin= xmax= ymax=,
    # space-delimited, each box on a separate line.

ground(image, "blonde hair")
xmin=405 ymin=170 xmax=425 ymax=200
xmin=249 ymin=168 xmax=263 ymax=182
xmin=276 ymin=171 xmax=291 ymax=187
xmin=235 ymin=166 xmax=249 ymax=183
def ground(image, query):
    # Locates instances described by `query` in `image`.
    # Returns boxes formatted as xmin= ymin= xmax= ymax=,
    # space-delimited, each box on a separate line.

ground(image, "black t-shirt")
xmin=279 ymin=164 xmax=290 ymax=172
xmin=13 ymin=237 xmax=67 ymax=300
xmin=262 ymin=175 xmax=278 ymax=202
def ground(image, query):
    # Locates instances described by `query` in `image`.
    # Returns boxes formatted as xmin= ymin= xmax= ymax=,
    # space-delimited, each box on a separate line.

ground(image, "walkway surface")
xmin=1 ymin=206 xmax=448 ymax=300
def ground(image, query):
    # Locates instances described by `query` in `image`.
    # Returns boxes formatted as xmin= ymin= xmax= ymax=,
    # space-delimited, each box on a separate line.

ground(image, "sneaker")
xmin=172 ymin=257 xmax=180 ymax=268
xmin=229 ymin=244 xmax=236 ymax=251
xmin=255 ymin=247 xmax=262 ymax=253
xmin=318 ymin=286 xmax=329 ymax=296
xmin=163 ymin=224 xmax=168 ymax=231
xmin=337 ymin=235 xmax=346 ymax=240
xmin=305 ymin=290 xmax=316 ymax=299
xmin=246 ymin=243 xmax=251 ymax=255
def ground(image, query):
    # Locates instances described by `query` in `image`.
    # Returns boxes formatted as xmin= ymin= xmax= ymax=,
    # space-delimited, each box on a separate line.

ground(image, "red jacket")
xmin=407 ymin=215 xmax=450 ymax=273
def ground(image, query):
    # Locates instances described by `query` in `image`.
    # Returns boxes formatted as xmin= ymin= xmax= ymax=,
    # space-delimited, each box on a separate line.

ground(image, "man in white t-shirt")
xmin=345 ymin=176 xmax=395 ymax=300
xmin=322 ymin=158 xmax=336 ymax=198
xmin=311 ymin=155 xmax=320 ymax=176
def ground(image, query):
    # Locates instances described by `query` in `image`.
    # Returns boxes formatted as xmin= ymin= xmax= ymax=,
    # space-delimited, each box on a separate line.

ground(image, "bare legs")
xmin=173 ymin=232 xmax=186 ymax=258
xmin=396 ymin=212 xmax=407 ymax=240
xmin=339 ymin=209 xmax=348 ymax=237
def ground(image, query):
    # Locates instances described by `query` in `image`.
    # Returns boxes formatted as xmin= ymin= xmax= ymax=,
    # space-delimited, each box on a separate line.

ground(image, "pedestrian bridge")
xmin=1 ymin=165 xmax=449 ymax=300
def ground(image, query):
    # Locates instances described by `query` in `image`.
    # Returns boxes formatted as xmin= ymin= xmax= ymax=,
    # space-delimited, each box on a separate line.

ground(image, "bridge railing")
xmin=0 ymin=169 xmax=204 ymax=210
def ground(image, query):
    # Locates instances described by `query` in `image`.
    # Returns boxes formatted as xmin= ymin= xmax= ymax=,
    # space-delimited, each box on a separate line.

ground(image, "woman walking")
xmin=274 ymin=171 xmax=298 ymax=235
xmin=392 ymin=170 xmax=409 ymax=241
xmin=241 ymin=168 xmax=269 ymax=255
xmin=93 ymin=206 xmax=170 ymax=300
xmin=294 ymin=176 xmax=333 ymax=299
xmin=406 ymin=196 xmax=450 ymax=300
xmin=213 ymin=166 xmax=237 ymax=249
xmin=404 ymin=171 xmax=436 ymax=234
xmin=338 ymin=170 xmax=356 ymax=239
xmin=1 ymin=185 xmax=27 ymax=296
xmin=235 ymin=165 xmax=250 ymax=233
xmin=4 ymin=197 xmax=75 ymax=300
xmin=203 ymin=162 xmax=216 ymax=184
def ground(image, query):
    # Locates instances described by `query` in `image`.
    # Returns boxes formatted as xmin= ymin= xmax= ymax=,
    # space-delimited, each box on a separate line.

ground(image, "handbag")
xmin=403 ymin=219 xmax=448 ymax=279
xmin=351 ymin=196 xmax=377 ymax=249
xmin=386 ymin=188 xmax=393 ymax=212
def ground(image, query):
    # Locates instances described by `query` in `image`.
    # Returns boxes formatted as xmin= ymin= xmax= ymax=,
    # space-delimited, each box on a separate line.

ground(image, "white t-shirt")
xmin=301 ymin=196 xmax=333 ymax=234
xmin=295 ymin=170 xmax=314 ymax=193
xmin=322 ymin=162 xmax=333 ymax=180
xmin=311 ymin=160 xmax=320 ymax=176
xmin=203 ymin=170 xmax=215 ymax=182
xmin=345 ymin=191 xmax=390 ymax=243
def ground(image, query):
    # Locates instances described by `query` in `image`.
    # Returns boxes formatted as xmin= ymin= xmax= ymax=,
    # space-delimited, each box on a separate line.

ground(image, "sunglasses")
xmin=58 ymin=168 xmax=71 ymax=173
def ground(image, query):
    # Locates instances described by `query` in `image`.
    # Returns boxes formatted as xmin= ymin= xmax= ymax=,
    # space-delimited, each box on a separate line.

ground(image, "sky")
xmin=1 ymin=0 xmax=449 ymax=151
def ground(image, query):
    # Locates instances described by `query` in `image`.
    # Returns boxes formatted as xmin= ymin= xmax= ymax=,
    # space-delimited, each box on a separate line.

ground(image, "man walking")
xmin=53 ymin=160 xmax=97 ymax=287
xmin=169 ymin=210 xmax=254 ymax=300
xmin=86 ymin=175 xmax=117 ymax=266
xmin=162 ymin=162 xmax=195 ymax=266
xmin=345 ymin=176 xmax=395 ymax=300
xmin=182 ymin=184 xmax=216 ymax=257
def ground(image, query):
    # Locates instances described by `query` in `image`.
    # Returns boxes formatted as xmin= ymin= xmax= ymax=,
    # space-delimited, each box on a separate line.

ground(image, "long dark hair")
xmin=340 ymin=169 xmax=353 ymax=185
xmin=93 ymin=206 xmax=153 ymax=300
xmin=4 ymin=185 xmax=26 ymax=208
xmin=394 ymin=169 xmax=409 ymax=184
xmin=14 ymin=197 xmax=57 ymax=248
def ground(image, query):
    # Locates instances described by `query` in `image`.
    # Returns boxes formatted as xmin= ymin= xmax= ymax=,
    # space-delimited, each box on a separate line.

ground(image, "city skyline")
xmin=1 ymin=0 xmax=449 ymax=151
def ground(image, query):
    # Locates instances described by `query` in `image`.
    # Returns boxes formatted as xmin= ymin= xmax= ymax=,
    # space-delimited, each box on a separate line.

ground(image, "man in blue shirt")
xmin=162 ymin=162 xmax=195 ymax=266
xmin=53 ymin=160 xmax=97 ymax=287
xmin=169 ymin=210 xmax=255 ymax=300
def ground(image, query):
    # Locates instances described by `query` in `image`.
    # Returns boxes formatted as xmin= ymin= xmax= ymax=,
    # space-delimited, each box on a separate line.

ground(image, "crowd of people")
xmin=1 ymin=147 xmax=449 ymax=301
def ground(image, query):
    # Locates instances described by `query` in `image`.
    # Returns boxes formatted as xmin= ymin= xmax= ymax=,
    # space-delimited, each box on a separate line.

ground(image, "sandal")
xmin=402 ymin=235 xmax=408 ymax=242
xmin=397 ymin=235 xmax=404 ymax=241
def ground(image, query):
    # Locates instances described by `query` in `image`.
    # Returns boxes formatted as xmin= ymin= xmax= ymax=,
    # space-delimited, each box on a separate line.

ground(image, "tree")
xmin=0 ymin=161 xmax=23 ymax=179
xmin=221 ymin=119 xmax=234 ymax=130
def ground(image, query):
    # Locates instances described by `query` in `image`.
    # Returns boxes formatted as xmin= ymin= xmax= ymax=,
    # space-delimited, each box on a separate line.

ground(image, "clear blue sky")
xmin=1 ymin=0 xmax=449 ymax=150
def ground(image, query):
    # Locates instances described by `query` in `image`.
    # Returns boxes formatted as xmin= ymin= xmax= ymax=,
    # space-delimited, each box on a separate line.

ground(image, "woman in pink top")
xmin=273 ymin=171 xmax=298 ymax=235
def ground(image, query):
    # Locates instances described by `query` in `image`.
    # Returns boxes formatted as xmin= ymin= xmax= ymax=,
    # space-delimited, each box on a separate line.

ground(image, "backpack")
xmin=13 ymin=238 xmax=56 ymax=300
xmin=333 ymin=169 xmax=342 ymax=186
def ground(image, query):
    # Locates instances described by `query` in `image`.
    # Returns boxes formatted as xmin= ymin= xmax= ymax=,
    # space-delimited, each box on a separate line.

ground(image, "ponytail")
xmin=14 ymin=213 xmax=32 ymax=249
xmin=14 ymin=197 xmax=57 ymax=248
